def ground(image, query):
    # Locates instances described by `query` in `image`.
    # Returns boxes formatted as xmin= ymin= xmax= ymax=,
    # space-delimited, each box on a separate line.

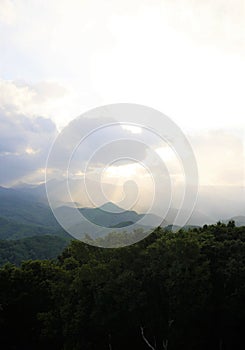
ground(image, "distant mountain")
xmin=1 ymin=184 xmax=245 ymax=242
xmin=0 ymin=216 xmax=56 ymax=240
xmin=0 ymin=216 xmax=72 ymax=241
xmin=79 ymin=204 xmax=158 ymax=227
xmin=99 ymin=202 xmax=126 ymax=213
xmin=11 ymin=181 xmax=48 ymax=201
xmin=0 ymin=186 xmax=59 ymax=228
xmin=195 ymin=185 xmax=245 ymax=221
xmin=11 ymin=181 xmax=245 ymax=225
xmin=12 ymin=182 xmax=38 ymax=190
xmin=54 ymin=202 xmax=165 ymax=238
xmin=0 ymin=186 xmax=163 ymax=240
xmin=165 ymin=207 xmax=215 ymax=227
xmin=110 ymin=221 xmax=135 ymax=228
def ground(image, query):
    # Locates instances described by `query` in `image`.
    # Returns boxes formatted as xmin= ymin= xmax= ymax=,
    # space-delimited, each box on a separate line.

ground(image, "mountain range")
xmin=0 ymin=183 xmax=244 ymax=241
xmin=0 ymin=183 xmax=244 ymax=265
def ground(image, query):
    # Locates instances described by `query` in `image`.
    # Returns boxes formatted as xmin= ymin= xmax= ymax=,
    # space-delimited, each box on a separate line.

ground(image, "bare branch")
xmin=153 ymin=336 xmax=157 ymax=349
xmin=162 ymin=339 xmax=168 ymax=350
xmin=168 ymin=319 xmax=174 ymax=328
xmin=108 ymin=333 xmax=112 ymax=350
xmin=140 ymin=326 xmax=156 ymax=350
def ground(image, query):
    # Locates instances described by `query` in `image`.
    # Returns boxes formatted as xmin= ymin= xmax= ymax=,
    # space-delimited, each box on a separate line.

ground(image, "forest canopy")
xmin=0 ymin=222 xmax=244 ymax=350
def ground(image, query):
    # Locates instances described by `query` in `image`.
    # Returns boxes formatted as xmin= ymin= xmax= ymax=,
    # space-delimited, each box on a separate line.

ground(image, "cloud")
xmin=0 ymin=1 xmax=244 ymax=135
xmin=0 ymin=79 xmax=68 ymax=114
xmin=0 ymin=117 xmax=56 ymax=185
xmin=159 ymin=0 xmax=245 ymax=52
xmin=0 ymin=102 xmax=57 ymax=185
xmin=190 ymin=129 xmax=244 ymax=187
xmin=0 ymin=79 xmax=243 ymax=199
xmin=0 ymin=0 xmax=16 ymax=25
xmin=47 ymin=115 xmax=150 ymax=174
xmin=0 ymin=79 xmax=77 ymax=130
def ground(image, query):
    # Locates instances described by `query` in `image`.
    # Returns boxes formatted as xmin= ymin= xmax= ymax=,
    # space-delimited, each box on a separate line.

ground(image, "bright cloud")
xmin=0 ymin=0 xmax=244 ymax=131
xmin=0 ymin=0 xmax=244 ymax=199
xmin=0 ymin=0 xmax=16 ymax=25
xmin=121 ymin=125 xmax=142 ymax=134
xmin=190 ymin=129 xmax=244 ymax=187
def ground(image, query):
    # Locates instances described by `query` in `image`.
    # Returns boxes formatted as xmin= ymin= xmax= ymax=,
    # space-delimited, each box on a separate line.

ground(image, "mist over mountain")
xmin=0 ymin=182 xmax=244 ymax=242
xmin=8 ymin=180 xmax=245 ymax=226
xmin=0 ymin=186 xmax=58 ymax=227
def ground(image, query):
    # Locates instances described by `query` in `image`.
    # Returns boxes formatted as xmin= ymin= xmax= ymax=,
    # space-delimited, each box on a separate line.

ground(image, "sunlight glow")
xmin=155 ymin=147 xmax=175 ymax=162
xmin=25 ymin=147 xmax=39 ymax=155
xmin=121 ymin=125 xmax=142 ymax=134
xmin=103 ymin=164 xmax=138 ymax=179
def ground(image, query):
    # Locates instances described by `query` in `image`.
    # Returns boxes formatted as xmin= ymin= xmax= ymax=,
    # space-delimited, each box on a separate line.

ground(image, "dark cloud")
xmin=0 ymin=110 xmax=150 ymax=185
xmin=47 ymin=115 xmax=149 ymax=173
xmin=0 ymin=107 xmax=57 ymax=184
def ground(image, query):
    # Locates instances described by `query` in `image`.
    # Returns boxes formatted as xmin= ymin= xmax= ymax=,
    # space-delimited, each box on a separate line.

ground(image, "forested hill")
xmin=0 ymin=222 xmax=244 ymax=350
xmin=0 ymin=235 xmax=71 ymax=266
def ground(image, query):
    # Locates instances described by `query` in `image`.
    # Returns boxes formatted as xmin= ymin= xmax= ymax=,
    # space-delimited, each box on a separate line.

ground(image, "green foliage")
xmin=0 ymin=216 xmax=58 ymax=240
xmin=0 ymin=223 xmax=245 ymax=349
xmin=0 ymin=186 xmax=59 ymax=227
xmin=0 ymin=235 xmax=71 ymax=266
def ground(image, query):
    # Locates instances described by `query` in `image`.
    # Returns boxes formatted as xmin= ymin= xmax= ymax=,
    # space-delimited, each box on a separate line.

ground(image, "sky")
xmin=0 ymin=0 xmax=244 ymax=215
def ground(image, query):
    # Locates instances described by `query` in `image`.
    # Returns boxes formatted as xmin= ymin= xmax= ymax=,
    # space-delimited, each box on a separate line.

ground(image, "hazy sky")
xmin=0 ymin=0 xmax=244 ymax=199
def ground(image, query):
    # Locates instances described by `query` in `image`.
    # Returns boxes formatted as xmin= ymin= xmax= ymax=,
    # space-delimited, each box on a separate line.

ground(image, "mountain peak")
xmin=99 ymin=202 xmax=125 ymax=213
